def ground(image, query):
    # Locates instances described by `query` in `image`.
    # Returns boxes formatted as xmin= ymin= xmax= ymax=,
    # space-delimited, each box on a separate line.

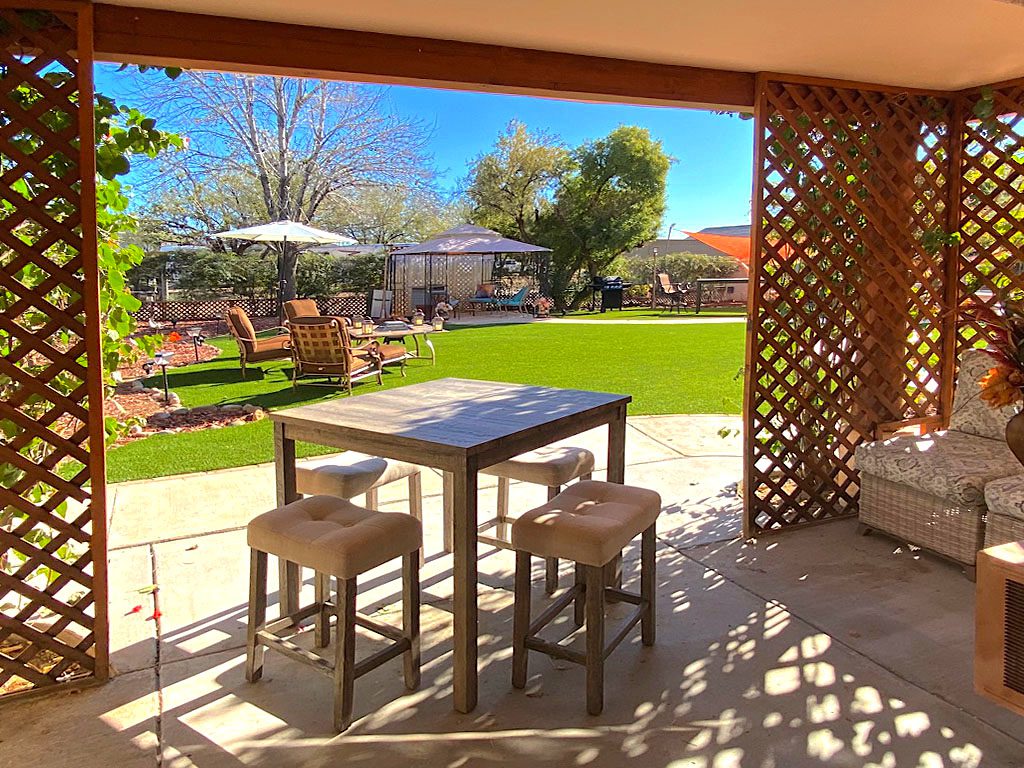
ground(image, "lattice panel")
xmin=746 ymin=79 xmax=955 ymax=535
xmin=957 ymin=85 xmax=1024 ymax=348
xmin=0 ymin=5 xmax=104 ymax=696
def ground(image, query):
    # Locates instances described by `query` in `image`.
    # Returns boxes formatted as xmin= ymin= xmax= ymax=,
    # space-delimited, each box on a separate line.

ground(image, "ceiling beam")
xmin=92 ymin=4 xmax=756 ymax=111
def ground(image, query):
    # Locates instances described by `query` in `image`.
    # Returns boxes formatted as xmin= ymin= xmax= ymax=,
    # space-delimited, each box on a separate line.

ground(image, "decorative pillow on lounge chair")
xmin=474 ymin=283 xmax=495 ymax=298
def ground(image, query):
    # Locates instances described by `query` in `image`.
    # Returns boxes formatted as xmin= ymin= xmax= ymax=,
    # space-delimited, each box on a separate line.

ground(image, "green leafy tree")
xmin=465 ymin=120 xmax=567 ymax=240
xmin=320 ymin=185 xmax=463 ymax=245
xmin=541 ymin=126 xmax=670 ymax=309
xmin=621 ymin=251 xmax=739 ymax=286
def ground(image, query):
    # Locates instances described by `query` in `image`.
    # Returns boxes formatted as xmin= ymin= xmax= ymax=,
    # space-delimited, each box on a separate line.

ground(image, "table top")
xmin=349 ymin=325 xmax=439 ymax=340
xmin=270 ymin=378 xmax=629 ymax=456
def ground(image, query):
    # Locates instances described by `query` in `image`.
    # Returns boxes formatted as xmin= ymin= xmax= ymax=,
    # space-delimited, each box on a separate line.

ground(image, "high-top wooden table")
xmin=269 ymin=378 xmax=630 ymax=713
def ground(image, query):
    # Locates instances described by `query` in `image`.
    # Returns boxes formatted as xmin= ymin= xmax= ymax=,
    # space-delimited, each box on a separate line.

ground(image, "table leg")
xmin=424 ymin=335 xmax=436 ymax=366
xmin=607 ymin=405 xmax=627 ymax=484
xmin=451 ymin=460 xmax=479 ymax=713
xmin=606 ymin=406 xmax=627 ymax=588
xmin=274 ymin=421 xmax=300 ymax=616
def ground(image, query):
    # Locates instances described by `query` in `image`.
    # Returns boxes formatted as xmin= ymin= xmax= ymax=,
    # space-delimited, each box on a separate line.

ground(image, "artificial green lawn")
xmin=103 ymin=321 xmax=745 ymax=483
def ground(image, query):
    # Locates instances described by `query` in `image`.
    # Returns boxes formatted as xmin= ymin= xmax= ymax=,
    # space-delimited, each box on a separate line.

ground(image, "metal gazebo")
xmin=387 ymin=224 xmax=552 ymax=315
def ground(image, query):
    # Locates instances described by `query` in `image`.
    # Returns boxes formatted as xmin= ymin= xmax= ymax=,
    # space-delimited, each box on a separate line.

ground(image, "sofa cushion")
xmin=984 ymin=474 xmax=1024 ymax=522
xmin=855 ymin=429 xmax=1019 ymax=509
xmin=948 ymin=348 xmax=1019 ymax=440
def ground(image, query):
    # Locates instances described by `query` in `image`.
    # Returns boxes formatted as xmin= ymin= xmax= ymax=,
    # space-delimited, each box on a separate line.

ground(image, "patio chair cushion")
xmin=984 ymin=474 xmax=1024 ymax=522
xmin=482 ymin=446 xmax=595 ymax=487
xmin=247 ymin=334 xmax=291 ymax=362
xmin=948 ymin=349 xmax=1019 ymax=441
xmin=296 ymin=453 xmax=420 ymax=499
xmin=248 ymin=495 xmax=421 ymax=579
xmin=283 ymin=299 xmax=320 ymax=322
xmin=512 ymin=480 xmax=661 ymax=567
xmin=362 ymin=343 xmax=407 ymax=362
xmin=855 ymin=429 xmax=1019 ymax=509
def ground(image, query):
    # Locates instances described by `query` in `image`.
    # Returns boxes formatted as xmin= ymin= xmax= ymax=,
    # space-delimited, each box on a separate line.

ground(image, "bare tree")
xmin=142 ymin=73 xmax=432 ymax=299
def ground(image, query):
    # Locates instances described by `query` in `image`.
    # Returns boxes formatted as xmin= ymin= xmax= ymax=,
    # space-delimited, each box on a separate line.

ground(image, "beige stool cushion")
xmin=512 ymin=480 xmax=661 ymax=567
xmin=296 ymin=453 xmax=419 ymax=499
xmin=481 ymin=446 xmax=595 ymax=487
xmin=248 ymin=495 xmax=421 ymax=579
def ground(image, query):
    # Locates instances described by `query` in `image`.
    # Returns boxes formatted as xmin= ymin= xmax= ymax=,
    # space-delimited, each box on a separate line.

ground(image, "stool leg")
xmin=512 ymin=550 xmax=531 ymax=689
xmin=574 ymin=563 xmax=585 ymax=627
xmin=544 ymin=485 xmax=560 ymax=595
xmin=402 ymin=552 xmax=421 ymax=690
xmin=408 ymin=472 xmax=424 ymax=566
xmin=314 ymin=572 xmax=331 ymax=648
xmin=641 ymin=524 xmax=656 ymax=646
xmin=365 ymin=486 xmax=379 ymax=511
xmin=246 ymin=549 xmax=268 ymax=682
xmin=585 ymin=565 xmax=605 ymax=715
xmin=334 ymin=576 xmax=357 ymax=732
xmin=279 ymin=559 xmax=300 ymax=621
xmin=496 ymin=476 xmax=510 ymax=540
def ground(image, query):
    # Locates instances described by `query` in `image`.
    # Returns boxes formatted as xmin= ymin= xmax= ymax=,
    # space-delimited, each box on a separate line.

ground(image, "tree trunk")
xmin=281 ymin=244 xmax=299 ymax=301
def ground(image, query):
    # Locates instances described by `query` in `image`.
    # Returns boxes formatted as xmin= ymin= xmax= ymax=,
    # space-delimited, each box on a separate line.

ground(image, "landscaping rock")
xmin=128 ymin=424 xmax=144 ymax=436
xmin=242 ymin=403 xmax=260 ymax=414
xmin=156 ymin=429 xmax=176 ymax=435
xmin=129 ymin=379 xmax=145 ymax=391
xmin=151 ymin=411 xmax=171 ymax=421
xmin=167 ymin=393 xmax=181 ymax=405
xmin=171 ymin=407 xmax=190 ymax=416
xmin=220 ymin=403 xmax=244 ymax=412
xmin=249 ymin=409 xmax=267 ymax=421
xmin=230 ymin=418 xmax=246 ymax=426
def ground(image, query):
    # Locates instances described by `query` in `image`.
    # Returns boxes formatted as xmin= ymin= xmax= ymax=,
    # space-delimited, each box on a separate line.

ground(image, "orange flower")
xmin=979 ymin=365 xmax=1024 ymax=407
xmin=167 ymin=331 xmax=182 ymax=343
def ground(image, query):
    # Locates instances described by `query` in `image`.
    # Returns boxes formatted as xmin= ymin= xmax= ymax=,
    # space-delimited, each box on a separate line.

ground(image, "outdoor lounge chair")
xmin=497 ymin=285 xmax=530 ymax=313
xmin=226 ymin=306 xmax=291 ymax=379
xmin=465 ymin=283 xmax=499 ymax=313
xmin=655 ymin=273 xmax=689 ymax=313
xmin=288 ymin=316 xmax=386 ymax=392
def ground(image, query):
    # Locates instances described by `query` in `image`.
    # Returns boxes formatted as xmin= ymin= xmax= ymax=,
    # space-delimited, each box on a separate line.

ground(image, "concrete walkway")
xmin=3 ymin=415 xmax=1022 ymax=767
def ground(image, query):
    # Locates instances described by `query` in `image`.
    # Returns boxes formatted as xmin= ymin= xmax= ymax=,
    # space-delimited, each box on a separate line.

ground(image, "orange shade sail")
xmin=683 ymin=231 xmax=794 ymax=266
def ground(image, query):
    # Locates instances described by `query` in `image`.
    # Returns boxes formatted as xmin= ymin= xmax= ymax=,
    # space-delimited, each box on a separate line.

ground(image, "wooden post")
xmin=585 ymin=565 xmax=605 ymax=715
xmin=512 ymin=550 xmax=531 ymax=689
xmin=402 ymin=552 xmax=421 ymax=690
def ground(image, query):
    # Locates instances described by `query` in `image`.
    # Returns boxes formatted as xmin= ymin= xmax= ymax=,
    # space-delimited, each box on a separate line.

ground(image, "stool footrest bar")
xmin=354 ymin=639 xmax=412 ymax=679
xmin=256 ymin=630 xmax=335 ymax=678
xmin=524 ymin=636 xmax=586 ymax=665
xmin=603 ymin=605 xmax=646 ymax=660
xmin=528 ymin=585 xmax=583 ymax=636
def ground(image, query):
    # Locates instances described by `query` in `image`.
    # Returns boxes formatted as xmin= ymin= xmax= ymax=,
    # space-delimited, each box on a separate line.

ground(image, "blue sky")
xmin=95 ymin=65 xmax=753 ymax=237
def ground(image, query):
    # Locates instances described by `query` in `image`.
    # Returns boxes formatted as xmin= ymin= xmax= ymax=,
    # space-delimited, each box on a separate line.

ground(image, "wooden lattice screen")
xmin=0 ymin=2 xmax=106 ymax=696
xmin=957 ymin=83 xmax=1024 ymax=346
xmin=745 ymin=77 xmax=956 ymax=535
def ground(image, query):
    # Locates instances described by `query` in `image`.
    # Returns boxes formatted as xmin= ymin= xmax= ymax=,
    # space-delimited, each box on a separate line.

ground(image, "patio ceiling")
xmin=97 ymin=0 xmax=1024 ymax=92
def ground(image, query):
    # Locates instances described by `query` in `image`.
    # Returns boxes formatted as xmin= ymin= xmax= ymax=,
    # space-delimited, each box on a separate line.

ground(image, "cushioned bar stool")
xmin=245 ymin=495 xmax=422 ymax=732
xmin=297 ymin=453 xmax=423 ymax=560
xmin=511 ymin=480 xmax=661 ymax=715
xmin=477 ymin=446 xmax=595 ymax=593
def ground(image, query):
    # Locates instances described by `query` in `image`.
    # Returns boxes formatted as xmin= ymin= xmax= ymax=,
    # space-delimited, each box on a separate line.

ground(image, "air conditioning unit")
xmin=975 ymin=541 xmax=1024 ymax=716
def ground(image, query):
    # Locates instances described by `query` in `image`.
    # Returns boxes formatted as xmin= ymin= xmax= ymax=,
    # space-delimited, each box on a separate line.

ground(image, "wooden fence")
xmin=135 ymin=293 xmax=370 ymax=323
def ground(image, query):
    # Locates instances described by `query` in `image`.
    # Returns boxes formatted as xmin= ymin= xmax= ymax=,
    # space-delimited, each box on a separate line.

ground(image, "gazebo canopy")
xmin=392 ymin=225 xmax=551 ymax=256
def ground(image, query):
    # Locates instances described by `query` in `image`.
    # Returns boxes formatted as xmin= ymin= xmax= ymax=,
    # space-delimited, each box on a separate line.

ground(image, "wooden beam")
xmin=91 ymin=4 xmax=756 ymax=111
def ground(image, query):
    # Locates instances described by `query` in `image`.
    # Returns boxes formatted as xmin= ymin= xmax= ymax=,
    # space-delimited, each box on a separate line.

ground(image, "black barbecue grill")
xmin=590 ymin=276 xmax=633 ymax=311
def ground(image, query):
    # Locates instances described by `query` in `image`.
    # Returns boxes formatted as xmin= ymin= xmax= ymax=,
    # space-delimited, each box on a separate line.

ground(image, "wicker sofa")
xmin=982 ymin=475 xmax=1024 ymax=548
xmin=854 ymin=350 xmax=1020 ymax=577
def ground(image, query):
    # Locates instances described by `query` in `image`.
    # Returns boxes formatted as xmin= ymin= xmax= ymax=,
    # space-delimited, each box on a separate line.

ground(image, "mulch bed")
xmin=107 ymin=326 xmax=269 ymax=444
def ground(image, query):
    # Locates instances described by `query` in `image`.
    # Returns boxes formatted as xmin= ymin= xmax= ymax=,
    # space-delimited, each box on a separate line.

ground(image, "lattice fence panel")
xmin=0 ymin=4 xmax=104 ymax=696
xmin=746 ymin=79 xmax=955 ymax=535
xmin=957 ymin=85 xmax=1024 ymax=347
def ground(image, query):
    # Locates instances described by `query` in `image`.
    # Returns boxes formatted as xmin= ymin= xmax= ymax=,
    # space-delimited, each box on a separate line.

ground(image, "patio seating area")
xmin=3 ymin=414 xmax=1022 ymax=765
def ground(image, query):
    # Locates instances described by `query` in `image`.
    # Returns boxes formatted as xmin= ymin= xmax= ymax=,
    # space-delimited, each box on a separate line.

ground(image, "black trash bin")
xmin=591 ymin=276 xmax=632 ymax=311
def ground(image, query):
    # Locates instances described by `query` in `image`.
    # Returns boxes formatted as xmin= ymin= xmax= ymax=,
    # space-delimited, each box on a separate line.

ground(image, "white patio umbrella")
xmin=213 ymin=220 xmax=355 ymax=319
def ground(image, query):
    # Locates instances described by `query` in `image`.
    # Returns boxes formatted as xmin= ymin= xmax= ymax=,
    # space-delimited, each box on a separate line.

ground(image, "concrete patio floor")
xmin=2 ymin=415 xmax=1022 ymax=767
